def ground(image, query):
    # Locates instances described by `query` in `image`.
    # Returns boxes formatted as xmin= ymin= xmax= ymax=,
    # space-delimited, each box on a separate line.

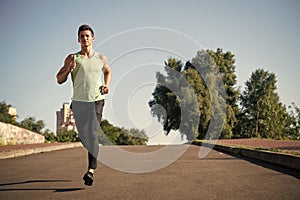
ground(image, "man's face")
xmin=78 ymin=30 xmax=94 ymax=47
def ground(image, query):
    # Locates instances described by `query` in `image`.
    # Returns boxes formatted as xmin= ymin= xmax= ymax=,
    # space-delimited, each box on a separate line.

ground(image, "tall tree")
xmin=149 ymin=58 xmax=200 ymax=141
xmin=183 ymin=60 xmax=211 ymax=139
xmin=189 ymin=50 xmax=227 ymax=140
xmin=239 ymin=68 xmax=288 ymax=139
xmin=206 ymin=49 xmax=240 ymax=138
xmin=149 ymin=49 xmax=229 ymax=141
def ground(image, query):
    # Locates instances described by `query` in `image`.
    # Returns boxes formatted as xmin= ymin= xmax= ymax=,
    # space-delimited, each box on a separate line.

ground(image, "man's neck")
xmin=80 ymin=46 xmax=94 ymax=58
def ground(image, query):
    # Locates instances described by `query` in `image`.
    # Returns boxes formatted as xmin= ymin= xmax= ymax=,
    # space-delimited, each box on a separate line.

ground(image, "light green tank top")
xmin=71 ymin=51 xmax=105 ymax=102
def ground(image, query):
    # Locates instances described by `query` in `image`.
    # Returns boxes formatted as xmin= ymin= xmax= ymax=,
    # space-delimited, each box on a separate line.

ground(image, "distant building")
xmin=8 ymin=107 xmax=17 ymax=121
xmin=56 ymin=103 xmax=77 ymax=134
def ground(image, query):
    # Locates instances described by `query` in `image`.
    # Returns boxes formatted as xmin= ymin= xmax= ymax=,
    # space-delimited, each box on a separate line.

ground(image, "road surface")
xmin=0 ymin=145 xmax=299 ymax=200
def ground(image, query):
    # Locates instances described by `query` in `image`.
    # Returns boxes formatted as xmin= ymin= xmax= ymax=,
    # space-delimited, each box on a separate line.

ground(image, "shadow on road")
xmin=236 ymin=155 xmax=300 ymax=179
xmin=200 ymin=144 xmax=300 ymax=179
xmin=0 ymin=179 xmax=85 ymax=193
xmin=0 ymin=179 xmax=71 ymax=187
xmin=0 ymin=188 xmax=85 ymax=192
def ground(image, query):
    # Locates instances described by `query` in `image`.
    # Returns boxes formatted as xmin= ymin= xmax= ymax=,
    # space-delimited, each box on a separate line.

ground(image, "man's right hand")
xmin=67 ymin=54 xmax=76 ymax=73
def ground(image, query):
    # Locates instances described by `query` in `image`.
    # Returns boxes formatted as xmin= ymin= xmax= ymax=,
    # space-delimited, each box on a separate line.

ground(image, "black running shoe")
xmin=83 ymin=172 xmax=94 ymax=186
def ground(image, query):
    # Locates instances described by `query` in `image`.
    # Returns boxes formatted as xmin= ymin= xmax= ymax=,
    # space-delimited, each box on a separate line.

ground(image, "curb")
xmin=0 ymin=142 xmax=83 ymax=159
xmin=192 ymin=141 xmax=300 ymax=171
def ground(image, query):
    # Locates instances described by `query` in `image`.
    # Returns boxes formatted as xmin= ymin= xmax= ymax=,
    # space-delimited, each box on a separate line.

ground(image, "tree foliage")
xmin=286 ymin=103 xmax=300 ymax=139
xmin=0 ymin=101 xmax=18 ymax=125
xmin=43 ymin=129 xmax=57 ymax=142
xmin=56 ymin=130 xmax=80 ymax=142
xmin=239 ymin=69 xmax=297 ymax=139
xmin=188 ymin=50 xmax=227 ymax=140
xmin=149 ymin=49 xmax=299 ymax=141
xmin=206 ymin=49 xmax=240 ymax=139
xmin=100 ymin=119 xmax=148 ymax=145
xmin=19 ymin=116 xmax=45 ymax=134
xmin=149 ymin=58 xmax=198 ymax=140
xmin=149 ymin=49 xmax=238 ymax=141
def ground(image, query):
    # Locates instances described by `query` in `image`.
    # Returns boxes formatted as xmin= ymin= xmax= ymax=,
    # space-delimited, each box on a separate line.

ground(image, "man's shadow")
xmin=0 ymin=179 xmax=85 ymax=193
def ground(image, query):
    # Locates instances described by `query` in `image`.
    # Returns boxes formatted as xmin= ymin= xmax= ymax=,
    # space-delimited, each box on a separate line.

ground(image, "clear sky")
xmin=0 ymin=0 xmax=299 ymax=144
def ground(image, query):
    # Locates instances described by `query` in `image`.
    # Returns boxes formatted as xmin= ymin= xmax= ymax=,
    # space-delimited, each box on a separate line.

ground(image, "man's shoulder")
xmin=66 ymin=52 xmax=79 ymax=60
xmin=98 ymin=54 xmax=108 ymax=64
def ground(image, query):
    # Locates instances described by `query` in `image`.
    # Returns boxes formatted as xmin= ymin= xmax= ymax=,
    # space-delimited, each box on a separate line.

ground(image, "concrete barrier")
xmin=0 ymin=122 xmax=44 ymax=145
xmin=0 ymin=142 xmax=82 ymax=159
xmin=192 ymin=141 xmax=300 ymax=171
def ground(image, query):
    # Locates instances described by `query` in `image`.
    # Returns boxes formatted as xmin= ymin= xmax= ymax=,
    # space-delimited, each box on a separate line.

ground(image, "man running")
xmin=56 ymin=24 xmax=112 ymax=186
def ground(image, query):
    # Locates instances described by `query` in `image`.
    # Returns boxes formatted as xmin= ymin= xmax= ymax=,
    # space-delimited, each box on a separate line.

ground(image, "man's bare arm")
xmin=100 ymin=54 xmax=112 ymax=88
xmin=56 ymin=54 xmax=76 ymax=84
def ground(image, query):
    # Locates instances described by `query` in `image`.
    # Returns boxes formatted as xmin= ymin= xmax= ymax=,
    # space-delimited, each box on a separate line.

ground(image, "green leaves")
xmin=99 ymin=119 xmax=148 ymax=145
xmin=19 ymin=116 xmax=45 ymax=134
xmin=149 ymin=49 xmax=236 ymax=141
xmin=239 ymin=69 xmax=290 ymax=139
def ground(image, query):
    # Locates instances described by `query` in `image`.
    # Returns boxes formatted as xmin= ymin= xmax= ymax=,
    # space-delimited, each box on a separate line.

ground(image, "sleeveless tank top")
xmin=71 ymin=51 xmax=105 ymax=102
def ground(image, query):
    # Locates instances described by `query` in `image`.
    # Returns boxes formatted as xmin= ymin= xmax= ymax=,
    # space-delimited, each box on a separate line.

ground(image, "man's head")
xmin=78 ymin=24 xmax=95 ymax=47
xmin=78 ymin=24 xmax=94 ymax=37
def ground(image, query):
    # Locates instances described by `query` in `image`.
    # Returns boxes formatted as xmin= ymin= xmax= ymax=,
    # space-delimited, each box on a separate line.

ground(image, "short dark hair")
xmin=78 ymin=24 xmax=94 ymax=36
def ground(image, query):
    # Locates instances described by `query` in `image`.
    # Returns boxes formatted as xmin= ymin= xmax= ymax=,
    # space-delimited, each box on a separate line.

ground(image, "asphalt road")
xmin=0 ymin=145 xmax=299 ymax=200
